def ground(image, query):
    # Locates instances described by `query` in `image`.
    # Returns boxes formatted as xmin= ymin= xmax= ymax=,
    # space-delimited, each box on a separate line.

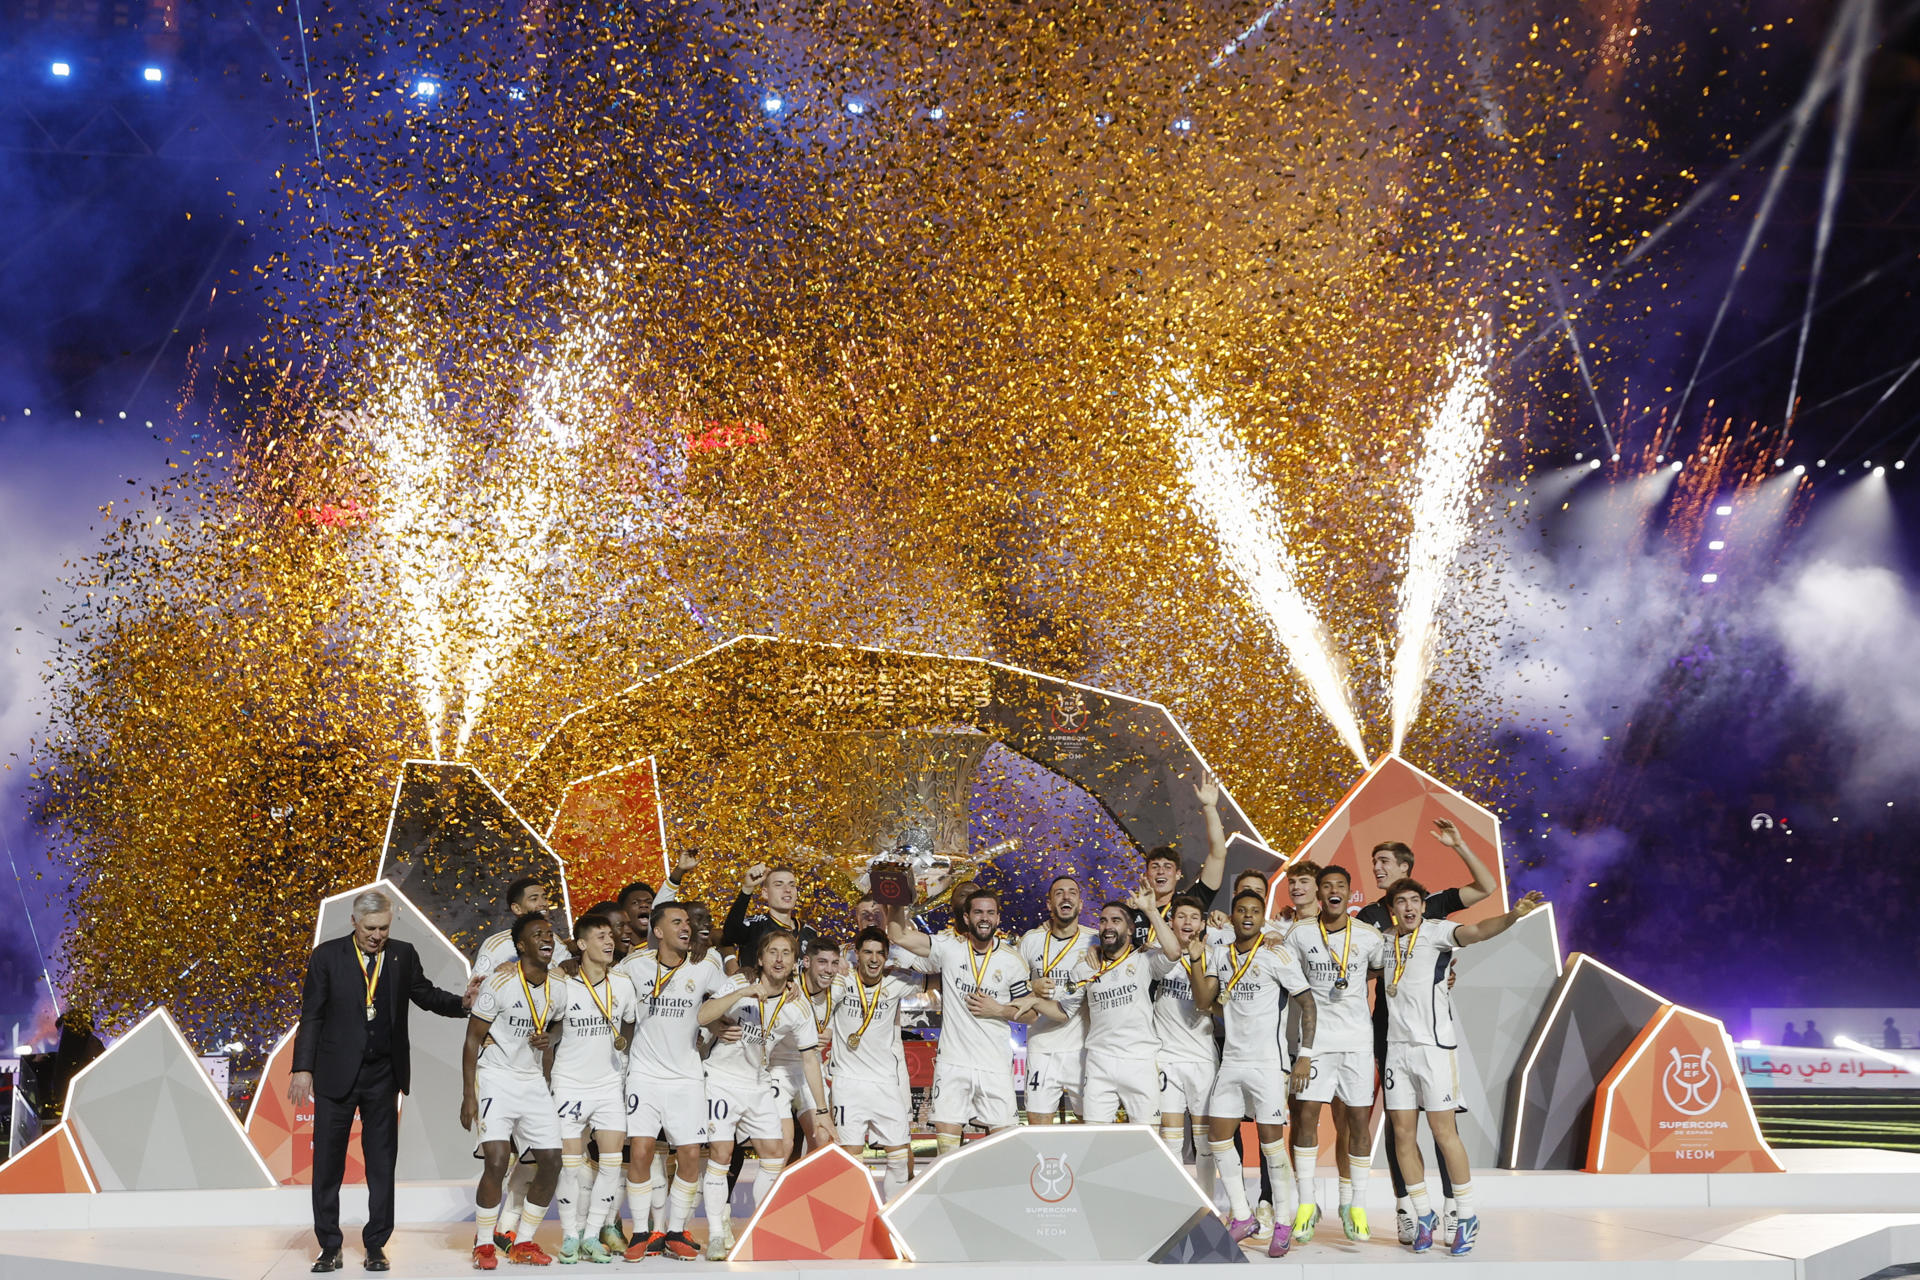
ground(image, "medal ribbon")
xmin=650 ymin=960 xmax=682 ymax=1004
xmin=517 ymin=962 xmax=549 ymax=1029
xmin=1318 ymin=918 xmax=1354 ymax=987
xmin=584 ymin=974 xmax=619 ymax=1031
xmin=358 ymin=950 xmax=384 ymax=1015
xmin=967 ymin=941 xmax=994 ymax=991
xmin=757 ymin=987 xmax=792 ymax=1066
xmin=1092 ymin=946 xmax=1134 ymax=982
xmin=851 ymin=976 xmax=886 ymax=1045
xmin=1040 ymin=928 xmax=1079 ymax=976
xmin=1390 ymin=922 xmax=1422 ymax=994
xmin=1225 ymin=941 xmax=1261 ymax=993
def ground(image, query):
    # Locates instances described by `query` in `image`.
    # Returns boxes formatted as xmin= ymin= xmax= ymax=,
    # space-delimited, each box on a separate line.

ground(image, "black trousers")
xmin=312 ymin=1058 xmax=400 ymax=1252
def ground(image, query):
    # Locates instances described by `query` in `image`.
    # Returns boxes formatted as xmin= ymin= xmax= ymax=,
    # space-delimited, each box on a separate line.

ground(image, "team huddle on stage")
xmin=457 ymin=776 xmax=1544 ymax=1267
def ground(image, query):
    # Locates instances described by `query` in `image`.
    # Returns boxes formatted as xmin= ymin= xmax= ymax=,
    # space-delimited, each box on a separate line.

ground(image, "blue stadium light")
xmin=845 ymin=98 xmax=865 ymax=115
xmin=507 ymin=85 xmax=526 ymax=101
xmin=1171 ymin=116 xmax=1194 ymax=133
xmin=51 ymin=61 xmax=72 ymax=77
xmin=143 ymin=67 xmax=163 ymax=83
xmin=762 ymin=93 xmax=782 ymax=114
xmin=414 ymin=78 xmax=439 ymax=98
xmin=928 ymin=106 xmax=945 ymax=120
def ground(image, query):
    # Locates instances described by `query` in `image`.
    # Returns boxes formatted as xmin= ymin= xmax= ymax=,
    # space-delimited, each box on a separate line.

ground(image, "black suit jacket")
xmin=293 ymin=935 xmax=466 ymax=1097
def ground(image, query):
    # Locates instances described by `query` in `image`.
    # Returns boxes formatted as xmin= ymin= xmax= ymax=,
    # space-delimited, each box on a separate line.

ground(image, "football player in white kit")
xmin=1152 ymin=893 xmax=1221 ymax=1203
xmin=768 ymin=939 xmax=838 ymax=1157
xmin=697 ymin=928 xmax=835 ymax=1258
xmin=547 ymin=912 xmax=637 ymax=1264
xmin=1201 ymin=889 xmax=1315 ymax=1256
xmin=461 ymin=914 xmax=566 ymax=1270
xmin=1047 ymin=890 xmax=1187 ymax=1123
xmin=888 ymin=887 xmax=1033 ymax=1158
xmin=1285 ymin=865 xmax=1388 ymax=1245
xmin=472 ymin=877 xmax=573 ymax=1248
xmin=1019 ymin=875 xmax=1096 ymax=1124
xmin=829 ymin=927 xmax=921 ymax=1199
xmin=612 ymin=901 xmax=732 ymax=1262
xmin=1382 ymin=879 xmax=1544 ymax=1256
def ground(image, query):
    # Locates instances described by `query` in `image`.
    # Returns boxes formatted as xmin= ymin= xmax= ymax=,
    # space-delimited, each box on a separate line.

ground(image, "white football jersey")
xmin=1151 ymin=954 xmax=1219 ymax=1065
xmin=1058 ymin=948 xmax=1176 ymax=1061
xmin=705 ymin=977 xmax=822 ymax=1084
xmin=1019 ymin=925 xmax=1097 ymax=1054
xmin=548 ymin=970 xmax=639 ymax=1086
xmin=472 ymin=967 xmax=563 ymax=1079
xmin=1382 ymin=920 xmax=1462 ymax=1049
xmin=1284 ymin=918 xmax=1388 ymax=1055
xmin=769 ymin=983 xmax=834 ymax=1070
xmin=614 ymin=951 xmax=732 ymax=1083
xmin=827 ymin=973 xmax=919 ymax=1083
xmin=927 ymin=932 xmax=1030 ymax=1070
xmin=1207 ymin=940 xmax=1309 ymax=1065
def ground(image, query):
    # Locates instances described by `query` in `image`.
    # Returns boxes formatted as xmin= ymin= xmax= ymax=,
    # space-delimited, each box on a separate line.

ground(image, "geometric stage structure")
xmin=1450 ymin=905 xmax=1563 ymax=1170
xmin=1504 ymin=954 xmax=1666 ymax=1170
xmin=0 ymin=1125 xmax=95 ymax=1195
xmin=727 ymin=1144 xmax=903 ymax=1261
xmin=63 ymin=1008 xmax=274 ymax=1191
xmin=883 ymin=1126 xmax=1212 ymax=1262
xmin=1587 ymin=1004 xmax=1784 ymax=1174
xmin=307 ymin=879 xmax=476 ymax=1181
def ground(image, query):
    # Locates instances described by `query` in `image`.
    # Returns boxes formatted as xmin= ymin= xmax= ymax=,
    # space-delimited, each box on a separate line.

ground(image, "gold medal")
xmin=358 ymin=949 xmax=384 ymax=1023
xmin=1318 ymin=918 xmax=1354 ymax=994
xmin=847 ymin=974 xmax=885 ymax=1050
xmin=613 ymin=1033 xmax=630 ymax=1052
xmin=1225 ymin=940 xmax=1261 ymax=993
xmin=847 ymin=1032 xmax=863 ymax=1051
xmin=1388 ymin=922 xmax=1421 ymax=998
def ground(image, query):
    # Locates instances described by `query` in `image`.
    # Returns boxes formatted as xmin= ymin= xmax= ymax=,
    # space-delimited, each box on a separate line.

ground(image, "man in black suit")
xmin=291 ymin=888 xmax=477 ymax=1273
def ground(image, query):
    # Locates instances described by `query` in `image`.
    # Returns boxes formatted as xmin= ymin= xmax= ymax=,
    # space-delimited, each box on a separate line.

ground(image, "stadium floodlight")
xmin=143 ymin=67 xmax=163 ymax=83
xmin=52 ymin=61 xmax=72 ymax=77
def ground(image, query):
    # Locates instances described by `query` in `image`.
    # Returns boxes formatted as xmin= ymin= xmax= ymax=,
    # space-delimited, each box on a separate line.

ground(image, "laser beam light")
xmin=1388 ymin=342 xmax=1494 ymax=754
xmin=1166 ymin=375 xmax=1369 ymax=767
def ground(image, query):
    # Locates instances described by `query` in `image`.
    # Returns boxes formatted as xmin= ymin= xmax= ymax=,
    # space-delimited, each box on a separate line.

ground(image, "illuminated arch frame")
xmin=504 ymin=634 xmax=1274 ymax=876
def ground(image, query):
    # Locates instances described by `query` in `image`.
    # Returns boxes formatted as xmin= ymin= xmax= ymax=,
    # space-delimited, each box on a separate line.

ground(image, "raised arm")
xmin=698 ymin=979 xmax=761 ymax=1027
xmin=1433 ymin=818 xmax=1499 ymax=909
xmin=1191 ymin=948 xmax=1221 ymax=1013
xmin=1454 ymin=891 xmax=1545 ymax=946
xmin=1188 ymin=772 xmax=1228 ymax=900
xmin=887 ymin=915 xmax=933 ymax=958
xmin=1129 ymin=886 xmax=1183 ymax=955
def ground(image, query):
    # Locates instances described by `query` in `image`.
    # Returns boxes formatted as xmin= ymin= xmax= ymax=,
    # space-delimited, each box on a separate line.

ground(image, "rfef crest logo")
xmin=1046 ymin=692 xmax=1090 ymax=734
xmin=1029 ymin=1152 xmax=1074 ymax=1203
xmin=1661 ymin=1045 xmax=1722 ymax=1115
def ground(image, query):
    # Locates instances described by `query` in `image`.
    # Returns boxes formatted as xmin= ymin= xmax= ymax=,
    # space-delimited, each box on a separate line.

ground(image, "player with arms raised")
xmin=1382 ymin=879 xmax=1544 ymax=1255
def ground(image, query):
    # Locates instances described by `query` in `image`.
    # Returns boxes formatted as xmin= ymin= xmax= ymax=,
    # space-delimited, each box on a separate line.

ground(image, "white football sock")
xmin=557 ymin=1154 xmax=585 ymax=1236
xmin=1338 ymin=1175 xmax=1353 ymax=1209
xmin=701 ymin=1160 xmax=732 ymax=1236
xmin=516 ymin=1195 xmax=550 ymax=1244
xmin=650 ymin=1152 xmax=671 ymax=1229
xmin=500 ymin=1162 xmax=534 ymax=1235
xmin=1408 ymin=1181 xmax=1432 ymax=1218
xmin=754 ymin=1158 xmax=786 ymax=1207
xmin=624 ymin=1173 xmax=653 ymax=1236
xmin=667 ymin=1175 xmax=700 ymax=1232
xmin=1260 ymin=1140 xmax=1296 ymax=1223
xmin=883 ymin=1151 xmax=911 ymax=1200
xmin=1210 ymin=1140 xmax=1250 ymax=1220
xmin=475 ymin=1200 xmax=500 ymax=1248
xmin=1349 ymin=1154 xmax=1372 ymax=1213
xmin=1292 ymin=1145 xmax=1318 ymax=1213
xmin=1452 ymin=1182 xmax=1475 ymax=1218
xmin=585 ymin=1159 xmax=624 ymax=1236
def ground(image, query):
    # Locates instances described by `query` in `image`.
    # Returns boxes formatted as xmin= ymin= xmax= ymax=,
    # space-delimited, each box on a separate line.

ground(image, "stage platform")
xmin=3 ymin=1150 xmax=1916 ymax=1280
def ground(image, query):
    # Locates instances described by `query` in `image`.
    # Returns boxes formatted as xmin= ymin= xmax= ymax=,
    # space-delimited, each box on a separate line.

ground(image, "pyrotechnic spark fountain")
xmin=361 ymin=336 xmax=459 ymax=758
xmin=1388 ymin=345 xmax=1494 ymax=755
xmin=1167 ymin=378 xmax=1370 ymax=768
xmin=452 ymin=311 xmax=610 ymax=753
